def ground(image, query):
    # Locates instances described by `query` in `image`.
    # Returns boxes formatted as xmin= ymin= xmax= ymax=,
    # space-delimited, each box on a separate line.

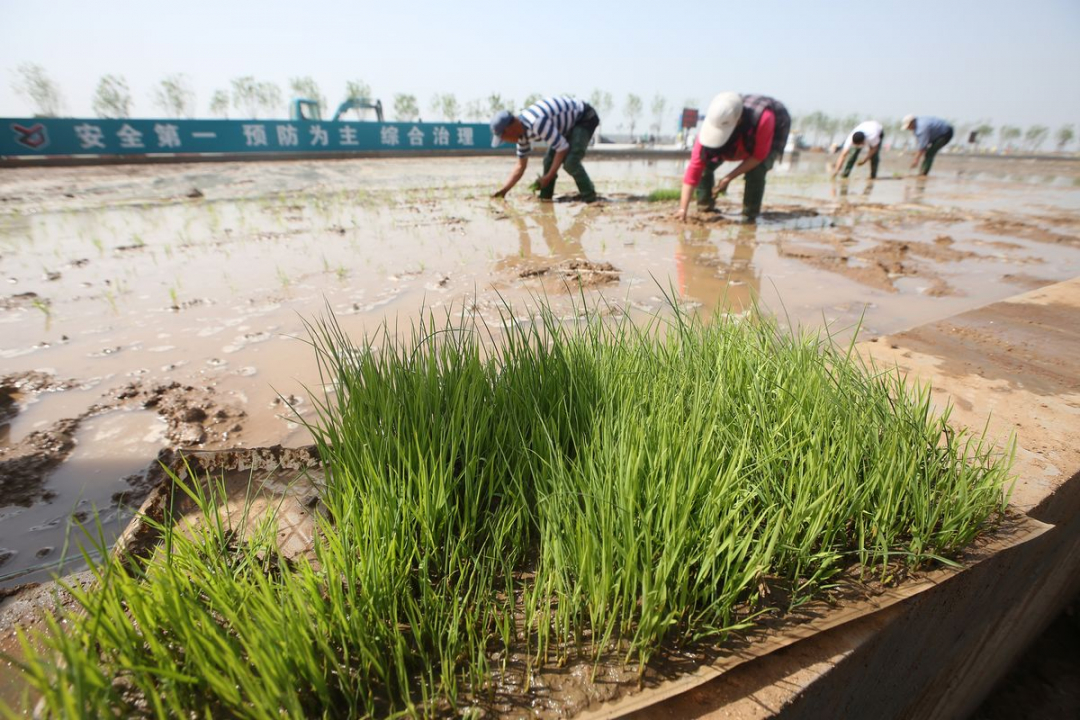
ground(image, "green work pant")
xmin=842 ymin=146 xmax=880 ymax=179
xmin=696 ymin=151 xmax=778 ymax=219
xmin=920 ymin=130 xmax=953 ymax=176
xmin=541 ymin=123 xmax=597 ymax=200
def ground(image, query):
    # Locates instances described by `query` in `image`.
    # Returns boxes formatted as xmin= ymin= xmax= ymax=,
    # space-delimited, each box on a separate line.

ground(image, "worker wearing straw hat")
xmin=903 ymin=114 xmax=954 ymax=176
xmin=676 ymin=92 xmax=791 ymax=222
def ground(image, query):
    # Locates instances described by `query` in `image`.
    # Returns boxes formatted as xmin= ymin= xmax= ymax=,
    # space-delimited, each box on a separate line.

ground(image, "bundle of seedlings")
xmin=5 ymin=297 xmax=1012 ymax=718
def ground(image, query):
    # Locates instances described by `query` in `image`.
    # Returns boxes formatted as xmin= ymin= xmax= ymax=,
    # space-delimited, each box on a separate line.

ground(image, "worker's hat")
xmin=699 ymin=93 xmax=743 ymax=149
xmin=491 ymin=111 xmax=515 ymax=147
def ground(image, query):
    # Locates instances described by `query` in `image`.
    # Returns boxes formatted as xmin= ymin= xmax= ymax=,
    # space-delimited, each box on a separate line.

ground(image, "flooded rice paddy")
xmin=1 ymin=152 xmax=1079 ymax=588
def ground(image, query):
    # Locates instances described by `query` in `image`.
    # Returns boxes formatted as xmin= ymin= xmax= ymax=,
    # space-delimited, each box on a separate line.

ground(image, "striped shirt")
xmin=516 ymin=96 xmax=586 ymax=158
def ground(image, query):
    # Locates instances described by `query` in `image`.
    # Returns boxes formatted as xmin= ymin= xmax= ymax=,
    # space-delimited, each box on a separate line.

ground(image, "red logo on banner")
xmin=12 ymin=123 xmax=49 ymax=150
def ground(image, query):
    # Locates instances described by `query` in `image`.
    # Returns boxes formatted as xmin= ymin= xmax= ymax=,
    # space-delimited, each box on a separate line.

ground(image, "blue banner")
xmin=1 ymin=118 xmax=498 ymax=157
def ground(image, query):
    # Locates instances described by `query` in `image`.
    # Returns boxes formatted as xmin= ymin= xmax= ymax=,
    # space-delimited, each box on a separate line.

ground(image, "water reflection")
xmin=675 ymin=223 xmax=761 ymax=317
xmin=497 ymin=203 xmax=592 ymax=269
xmin=904 ymin=176 xmax=930 ymax=204
xmin=831 ymin=178 xmax=877 ymax=205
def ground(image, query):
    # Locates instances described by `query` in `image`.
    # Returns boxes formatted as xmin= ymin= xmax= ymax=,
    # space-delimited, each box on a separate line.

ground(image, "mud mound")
xmin=519 ymin=259 xmax=620 ymax=287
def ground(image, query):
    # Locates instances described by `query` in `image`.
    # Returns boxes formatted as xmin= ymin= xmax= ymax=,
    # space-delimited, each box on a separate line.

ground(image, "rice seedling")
xmin=6 ymin=295 xmax=1012 ymax=718
xmin=646 ymin=188 xmax=682 ymax=202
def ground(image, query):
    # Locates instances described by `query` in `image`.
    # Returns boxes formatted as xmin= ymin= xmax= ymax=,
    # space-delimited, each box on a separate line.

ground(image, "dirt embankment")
xmin=0 ymin=372 xmax=247 ymax=512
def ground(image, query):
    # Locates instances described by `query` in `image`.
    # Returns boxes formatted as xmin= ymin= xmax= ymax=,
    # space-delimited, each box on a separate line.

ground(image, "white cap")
xmin=902 ymin=114 xmax=916 ymax=130
xmin=699 ymin=92 xmax=743 ymax=148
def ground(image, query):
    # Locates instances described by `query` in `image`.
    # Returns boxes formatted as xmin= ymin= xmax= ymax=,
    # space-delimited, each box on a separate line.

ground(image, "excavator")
xmin=290 ymin=97 xmax=384 ymax=122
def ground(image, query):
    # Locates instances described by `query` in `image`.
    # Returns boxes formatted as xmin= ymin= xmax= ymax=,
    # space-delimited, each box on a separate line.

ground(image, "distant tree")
xmin=1056 ymin=124 xmax=1075 ymax=151
xmin=464 ymin=99 xmax=485 ymax=122
xmin=256 ymin=82 xmax=282 ymax=118
xmin=92 ymin=74 xmax=132 ymax=118
xmin=822 ymin=115 xmax=841 ymax=147
xmin=152 ymin=74 xmax=195 ymax=118
xmin=972 ymin=122 xmax=994 ymax=148
xmin=209 ymin=89 xmax=231 ymax=118
xmin=624 ymin=94 xmax=643 ymax=140
xmin=841 ymin=113 xmax=861 ymax=134
xmin=591 ymin=90 xmax=614 ymax=119
xmin=12 ymin=62 xmax=63 ymax=117
xmin=1024 ymin=125 xmax=1049 ymax=152
xmin=522 ymin=93 xmax=542 ymax=109
xmin=998 ymin=125 xmax=1022 ymax=150
xmin=393 ymin=94 xmax=419 ymax=122
xmin=289 ymin=76 xmax=326 ymax=117
xmin=231 ymin=76 xmax=260 ymax=117
xmin=802 ymin=111 xmax=827 ymax=147
xmin=487 ymin=93 xmax=509 ymax=115
xmin=345 ymin=79 xmax=372 ymax=100
xmin=650 ymin=94 xmax=667 ymax=136
xmin=430 ymin=93 xmax=460 ymax=122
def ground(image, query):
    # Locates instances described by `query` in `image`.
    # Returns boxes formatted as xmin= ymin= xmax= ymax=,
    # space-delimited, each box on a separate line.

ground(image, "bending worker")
xmin=490 ymin=96 xmax=600 ymax=203
xmin=832 ymin=120 xmax=884 ymax=179
xmin=676 ymin=92 xmax=790 ymax=222
xmin=903 ymin=114 xmax=954 ymax=176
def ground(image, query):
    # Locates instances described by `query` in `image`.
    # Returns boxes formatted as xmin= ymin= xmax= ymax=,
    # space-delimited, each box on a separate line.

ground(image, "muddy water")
xmin=0 ymin=409 xmax=165 ymax=584
xmin=2 ymin=153 xmax=1079 ymax=589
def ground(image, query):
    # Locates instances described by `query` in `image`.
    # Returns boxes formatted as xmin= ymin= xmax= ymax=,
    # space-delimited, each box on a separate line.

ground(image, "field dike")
xmin=3 ymin=296 xmax=1019 ymax=718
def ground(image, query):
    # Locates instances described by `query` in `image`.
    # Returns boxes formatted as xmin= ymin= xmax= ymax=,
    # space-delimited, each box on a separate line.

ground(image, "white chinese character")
xmin=243 ymin=124 xmax=268 ymax=147
xmin=407 ymin=126 xmax=424 ymax=147
xmin=310 ymin=125 xmax=329 ymax=146
xmin=339 ymin=125 xmax=359 ymax=146
xmin=74 ymin=123 xmax=106 ymax=149
xmin=154 ymin=123 xmax=181 ymax=148
xmin=433 ymin=126 xmax=450 ymax=146
xmin=277 ymin=125 xmax=299 ymax=147
xmin=457 ymin=127 xmax=475 ymax=146
xmin=117 ymin=124 xmax=145 ymax=148
xmin=380 ymin=126 xmax=399 ymax=146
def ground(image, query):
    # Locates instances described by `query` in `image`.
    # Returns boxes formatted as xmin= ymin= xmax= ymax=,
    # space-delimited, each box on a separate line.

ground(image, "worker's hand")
xmin=538 ymin=174 xmax=555 ymax=189
xmin=857 ymin=158 xmax=868 ymax=166
xmin=491 ymin=188 xmax=508 ymax=199
xmin=672 ymin=208 xmax=688 ymax=222
xmin=713 ymin=177 xmax=732 ymax=197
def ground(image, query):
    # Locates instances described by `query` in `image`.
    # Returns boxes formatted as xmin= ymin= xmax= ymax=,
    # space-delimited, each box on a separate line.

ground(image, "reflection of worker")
xmin=903 ymin=115 xmax=953 ymax=176
xmin=490 ymin=96 xmax=600 ymax=203
xmin=497 ymin=204 xmax=589 ymax=271
xmin=675 ymin=223 xmax=760 ymax=317
xmin=676 ymin=93 xmax=791 ymax=222
xmin=832 ymin=121 xmax=884 ymax=179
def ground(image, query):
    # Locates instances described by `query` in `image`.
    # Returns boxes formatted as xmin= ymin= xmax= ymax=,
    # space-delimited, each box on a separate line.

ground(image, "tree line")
xmin=9 ymin=63 xmax=1078 ymax=152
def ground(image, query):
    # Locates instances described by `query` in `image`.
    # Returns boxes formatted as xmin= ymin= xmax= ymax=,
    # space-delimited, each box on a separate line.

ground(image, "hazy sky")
xmin=2 ymin=0 xmax=1078 ymax=132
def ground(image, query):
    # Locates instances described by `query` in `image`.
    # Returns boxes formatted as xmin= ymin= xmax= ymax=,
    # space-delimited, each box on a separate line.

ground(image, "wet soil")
xmin=0 ymin=153 xmax=1078 ymax=593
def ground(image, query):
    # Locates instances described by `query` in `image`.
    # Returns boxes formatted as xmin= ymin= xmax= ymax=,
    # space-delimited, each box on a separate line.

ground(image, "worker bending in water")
xmin=490 ymin=96 xmax=600 ymax=203
xmin=676 ymin=92 xmax=790 ymax=222
xmin=832 ymin=120 xmax=884 ymax=179
xmin=903 ymin=114 xmax=953 ymax=176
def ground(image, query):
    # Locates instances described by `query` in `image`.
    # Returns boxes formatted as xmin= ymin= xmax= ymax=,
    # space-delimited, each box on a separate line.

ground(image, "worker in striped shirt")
xmin=490 ymin=96 xmax=600 ymax=202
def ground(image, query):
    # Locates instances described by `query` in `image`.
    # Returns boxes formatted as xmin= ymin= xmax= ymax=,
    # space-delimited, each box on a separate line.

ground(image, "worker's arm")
xmin=538 ymin=148 xmax=569 ymax=189
xmin=858 ymin=144 xmax=878 ymax=165
xmin=910 ymin=149 xmax=924 ymax=170
xmin=492 ymin=156 xmax=529 ymax=198
xmin=675 ymin=183 xmax=697 ymax=222
xmin=674 ymin=139 xmax=709 ymax=222
xmin=714 ymin=157 xmax=762 ymax=196
xmin=832 ymin=148 xmax=850 ymax=176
